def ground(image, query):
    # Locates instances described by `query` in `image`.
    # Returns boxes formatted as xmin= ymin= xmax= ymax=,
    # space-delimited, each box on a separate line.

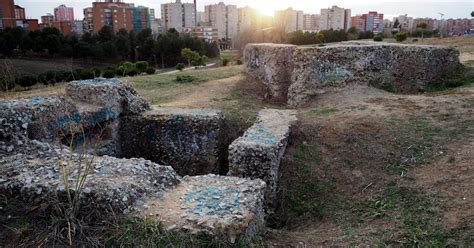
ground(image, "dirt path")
xmin=160 ymin=75 xmax=243 ymax=108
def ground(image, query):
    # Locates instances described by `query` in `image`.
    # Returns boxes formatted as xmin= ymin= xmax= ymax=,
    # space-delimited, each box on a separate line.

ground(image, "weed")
xmin=175 ymin=75 xmax=200 ymax=83
xmin=310 ymin=107 xmax=339 ymax=116
xmin=428 ymin=67 xmax=474 ymax=92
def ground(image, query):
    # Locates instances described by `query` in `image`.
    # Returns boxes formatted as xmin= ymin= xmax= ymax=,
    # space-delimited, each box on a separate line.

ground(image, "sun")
xmin=252 ymin=1 xmax=278 ymax=16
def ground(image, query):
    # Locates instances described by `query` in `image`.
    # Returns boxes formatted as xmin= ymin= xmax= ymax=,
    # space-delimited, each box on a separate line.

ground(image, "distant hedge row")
xmin=4 ymin=61 xmax=156 ymax=89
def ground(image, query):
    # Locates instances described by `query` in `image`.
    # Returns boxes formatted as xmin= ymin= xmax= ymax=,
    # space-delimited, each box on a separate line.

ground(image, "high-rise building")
xmin=320 ymin=5 xmax=351 ymax=31
xmin=14 ymin=5 xmax=24 ymax=19
xmin=87 ymin=0 xmax=134 ymax=33
xmin=132 ymin=6 xmax=152 ymax=33
xmin=274 ymin=8 xmax=304 ymax=33
xmin=83 ymin=7 xmax=93 ymax=32
xmin=204 ymin=2 xmax=238 ymax=40
xmin=0 ymin=0 xmax=16 ymax=29
xmin=54 ymin=4 xmax=74 ymax=22
xmin=352 ymin=11 xmax=384 ymax=33
xmin=41 ymin=13 xmax=54 ymax=27
xmin=303 ymin=14 xmax=318 ymax=32
xmin=237 ymin=6 xmax=263 ymax=33
xmin=393 ymin=15 xmax=414 ymax=32
xmin=351 ymin=15 xmax=366 ymax=31
xmin=161 ymin=0 xmax=195 ymax=32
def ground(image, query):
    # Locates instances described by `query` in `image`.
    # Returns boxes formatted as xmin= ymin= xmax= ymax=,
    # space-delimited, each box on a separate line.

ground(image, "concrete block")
xmin=244 ymin=42 xmax=461 ymax=106
xmin=228 ymin=109 xmax=297 ymax=212
xmin=120 ymin=108 xmax=226 ymax=176
xmin=144 ymin=174 xmax=266 ymax=243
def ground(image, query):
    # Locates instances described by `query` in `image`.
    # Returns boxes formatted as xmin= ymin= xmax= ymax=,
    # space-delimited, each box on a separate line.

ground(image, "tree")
xmin=394 ymin=32 xmax=408 ymax=42
xmin=471 ymin=11 xmax=474 ymax=17
xmin=181 ymin=48 xmax=199 ymax=67
xmin=416 ymin=22 xmax=428 ymax=41
xmin=393 ymin=19 xmax=400 ymax=29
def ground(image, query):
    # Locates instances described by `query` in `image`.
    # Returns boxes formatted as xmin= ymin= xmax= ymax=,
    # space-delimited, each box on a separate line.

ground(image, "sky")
xmin=15 ymin=0 xmax=474 ymax=21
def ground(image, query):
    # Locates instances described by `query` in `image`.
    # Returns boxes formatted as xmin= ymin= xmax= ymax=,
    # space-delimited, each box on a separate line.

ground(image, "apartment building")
xmin=393 ymin=15 xmax=414 ymax=32
xmin=320 ymin=5 xmax=351 ymax=31
xmin=14 ymin=4 xmax=24 ymax=19
xmin=54 ymin=4 xmax=74 ymax=22
xmin=237 ymin=6 xmax=261 ymax=33
xmin=89 ymin=0 xmax=134 ymax=33
xmin=0 ymin=0 xmax=16 ymax=29
xmin=41 ymin=14 xmax=54 ymax=27
xmin=132 ymin=6 xmax=152 ymax=33
xmin=204 ymin=2 xmax=238 ymax=40
xmin=274 ymin=8 xmax=304 ymax=33
xmin=161 ymin=0 xmax=195 ymax=32
xmin=303 ymin=14 xmax=318 ymax=32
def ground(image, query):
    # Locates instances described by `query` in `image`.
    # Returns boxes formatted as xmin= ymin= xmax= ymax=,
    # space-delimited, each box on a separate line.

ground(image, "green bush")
xmin=16 ymin=74 xmax=38 ymax=87
xmin=176 ymin=63 xmax=185 ymax=71
xmin=146 ymin=67 xmax=156 ymax=75
xmin=116 ymin=66 xmax=126 ymax=76
xmin=175 ymin=75 xmax=198 ymax=83
xmin=192 ymin=56 xmax=204 ymax=66
xmin=373 ymin=35 xmax=383 ymax=42
xmin=135 ymin=61 xmax=149 ymax=73
xmin=412 ymin=38 xmax=419 ymax=42
xmin=236 ymin=59 xmax=243 ymax=65
xmin=127 ymin=68 xmax=138 ymax=77
xmin=103 ymin=69 xmax=116 ymax=78
xmin=79 ymin=69 xmax=95 ymax=80
xmin=92 ymin=68 xmax=102 ymax=77
xmin=222 ymin=59 xmax=229 ymax=66
xmin=395 ymin=32 xmax=408 ymax=42
xmin=0 ymin=77 xmax=15 ymax=91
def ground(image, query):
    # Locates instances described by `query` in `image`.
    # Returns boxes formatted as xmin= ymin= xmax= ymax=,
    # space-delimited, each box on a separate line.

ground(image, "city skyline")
xmin=14 ymin=0 xmax=474 ymax=21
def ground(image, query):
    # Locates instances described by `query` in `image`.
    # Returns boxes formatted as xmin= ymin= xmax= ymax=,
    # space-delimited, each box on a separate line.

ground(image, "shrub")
xmin=16 ymin=74 xmax=38 ymax=87
xmin=0 ymin=77 xmax=15 ymax=91
xmin=222 ymin=59 xmax=229 ymax=66
xmin=135 ymin=61 xmax=149 ymax=73
xmin=176 ymin=63 xmax=185 ymax=71
xmin=127 ymin=68 xmax=138 ymax=77
xmin=395 ymin=32 xmax=408 ymax=42
xmin=373 ymin=35 xmax=383 ymax=42
xmin=79 ymin=69 xmax=95 ymax=80
xmin=146 ymin=67 xmax=156 ymax=75
xmin=175 ymin=75 xmax=198 ymax=83
xmin=92 ymin=68 xmax=102 ymax=77
xmin=116 ymin=66 xmax=126 ymax=76
xmin=236 ymin=59 xmax=243 ymax=65
xmin=192 ymin=56 xmax=204 ymax=66
xmin=103 ymin=69 xmax=115 ymax=78
xmin=412 ymin=38 xmax=419 ymax=42
xmin=42 ymin=70 xmax=58 ymax=85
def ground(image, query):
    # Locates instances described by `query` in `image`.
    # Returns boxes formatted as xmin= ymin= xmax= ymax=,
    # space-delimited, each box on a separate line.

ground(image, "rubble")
xmin=228 ymin=109 xmax=297 ymax=213
xmin=143 ymin=174 xmax=266 ymax=243
xmin=120 ymin=107 xmax=226 ymax=176
xmin=245 ymin=41 xmax=461 ymax=106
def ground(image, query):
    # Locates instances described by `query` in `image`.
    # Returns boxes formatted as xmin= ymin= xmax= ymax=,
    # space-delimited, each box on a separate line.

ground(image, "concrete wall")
xmin=244 ymin=41 xmax=461 ymax=106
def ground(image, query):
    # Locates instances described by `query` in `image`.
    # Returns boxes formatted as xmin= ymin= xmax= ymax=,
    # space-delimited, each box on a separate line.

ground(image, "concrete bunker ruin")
xmin=0 ymin=78 xmax=296 ymax=243
xmin=244 ymin=41 xmax=462 ymax=106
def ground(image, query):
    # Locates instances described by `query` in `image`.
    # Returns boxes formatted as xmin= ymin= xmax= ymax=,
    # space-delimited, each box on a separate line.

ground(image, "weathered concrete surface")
xmin=244 ymin=43 xmax=296 ymax=100
xmin=0 ymin=140 xmax=181 ymax=214
xmin=0 ymin=78 xmax=150 ymax=156
xmin=120 ymin=108 xmax=226 ymax=176
xmin=228 ymin=109 xmax=297 ymax=213
xmin=244 ymin=41 xmax=461 ymax=106
xmin=143 ymin=174 xmax=266 ymax=243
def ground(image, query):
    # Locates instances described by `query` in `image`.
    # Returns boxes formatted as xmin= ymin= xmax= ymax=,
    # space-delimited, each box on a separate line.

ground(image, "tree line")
xmin=234 ymin=27 xmax=376 ymax=50
xmin=0 ymin=26 xmax=220 ymax=68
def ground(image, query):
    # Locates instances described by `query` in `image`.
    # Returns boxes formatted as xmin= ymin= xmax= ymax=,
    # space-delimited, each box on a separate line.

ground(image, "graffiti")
xmin=244 ymin=123 xmax=277 ymax=145
xmin=183 ymin=186 xmax=239 ymax=215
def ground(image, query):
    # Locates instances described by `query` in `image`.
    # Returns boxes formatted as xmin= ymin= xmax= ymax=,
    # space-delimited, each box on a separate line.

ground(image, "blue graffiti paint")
xmin=29 ymin=97 xmax=45 ymax=104
xmin=183 ymin=186 xmax=239 ymax=216
xmin=86 ymin=107 xmax=117 ymax=125
xmin=145 ymin=122 xmax=157 ymax=141
xmin=244 ymin=123 xmax=277 ymax=145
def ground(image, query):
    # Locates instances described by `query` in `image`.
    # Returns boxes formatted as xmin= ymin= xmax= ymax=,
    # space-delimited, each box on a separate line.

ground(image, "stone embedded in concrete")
xmin=228 ymin=109 xmax=297 ymax=212
xmin=0 ymin=140 xmax=181 ymax=214
xmin=244 ymin=43 xmax=296 ymax=100
xmin=244 ymin=41 xmax=462 ymax=106
xmin=143 ymin=174 xmax=266 ymax=243
xmin=66 ymin=78 xmax=150 ymax=116
xmin=120 ymin=108 xmax=226 ymax=176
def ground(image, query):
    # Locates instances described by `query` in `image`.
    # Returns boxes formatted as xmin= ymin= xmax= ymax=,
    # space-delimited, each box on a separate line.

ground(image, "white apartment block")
xmin=320 ymin=5 xmax=351 ymax=31
xmin=204 ymin=2 xmax=238 ymax=40
xmin=303 ymin=14 xmax=319 ymax=32
xmin=274 ymin=8 xmax=304 ymax=33
xmin=393 ymin=15 xmax=414 ymax=32
xmin=161 ymin=0 xmax=196 ymax=32
xmin=237 ymin=6 xmax=259 ymax=33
